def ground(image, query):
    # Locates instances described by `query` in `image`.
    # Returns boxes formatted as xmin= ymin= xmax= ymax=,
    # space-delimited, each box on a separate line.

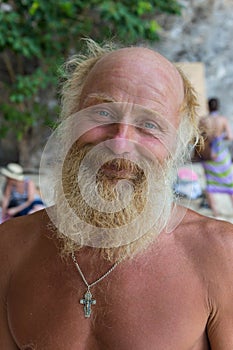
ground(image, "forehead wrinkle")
xmin=82 ymin=93 xmax=116 ymax=108
xmin=109 ymin=77 xmax=177 ymax=115
xmin=83 ymin=86 xmax=166 ymax=111
xmin=105 ymin=72 xmax=168 ymax=98
xmin=109 ymin=62 xmax=182 ymax=99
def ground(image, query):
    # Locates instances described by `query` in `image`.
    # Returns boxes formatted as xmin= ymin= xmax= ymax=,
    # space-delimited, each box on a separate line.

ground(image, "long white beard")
xmin=50 ymin=142 xmax=176 ymax=262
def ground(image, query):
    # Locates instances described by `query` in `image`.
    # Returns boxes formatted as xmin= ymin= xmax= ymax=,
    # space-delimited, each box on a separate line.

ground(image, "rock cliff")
xmin=155 ymin=0 xmax=233 ymax=120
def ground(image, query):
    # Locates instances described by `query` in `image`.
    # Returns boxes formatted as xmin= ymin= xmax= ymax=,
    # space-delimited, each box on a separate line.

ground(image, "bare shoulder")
xmin=177 ymin=208 xmax=233 ymax=253
xmin=178 ymin=209 xmax=233 ymax=346
xmin=175 ymin=207 xmax=233 ymax=280
xmin=0 ymin=209 xmax=49 ymax=248
xmin=199 ymin=116 xmax=215 ymax=138
xmin=218 ymin=114 xmax=228 ymax=122
xmin=0 ymin=210 xmax=50 ymax=289
xmin=0 ymin=210 xmax=57 ymax=348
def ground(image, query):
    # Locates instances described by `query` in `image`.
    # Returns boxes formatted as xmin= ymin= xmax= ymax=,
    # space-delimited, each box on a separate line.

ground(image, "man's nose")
xmin=105 ymin=123 xmax=135 ymax=155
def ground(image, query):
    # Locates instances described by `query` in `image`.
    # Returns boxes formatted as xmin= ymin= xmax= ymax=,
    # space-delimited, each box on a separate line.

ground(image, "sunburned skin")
xmin=3 ymin=209 xmax=233 ymax=350
xmin=200 ymin=114 xmax=233 ymax=140
xmin=1 ymin=46 xmax=233 ymax=350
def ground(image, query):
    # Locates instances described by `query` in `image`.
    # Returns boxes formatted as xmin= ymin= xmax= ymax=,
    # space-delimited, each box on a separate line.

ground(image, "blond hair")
xmin=176 ymin=66 xmax=203 ymax=149
xmin=60 ymin=39 xmax=116 ymax=120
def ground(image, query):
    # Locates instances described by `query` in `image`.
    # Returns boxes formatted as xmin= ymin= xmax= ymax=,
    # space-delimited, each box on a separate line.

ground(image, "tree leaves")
xmin=0 ymin=0 xmax=181 ymax=164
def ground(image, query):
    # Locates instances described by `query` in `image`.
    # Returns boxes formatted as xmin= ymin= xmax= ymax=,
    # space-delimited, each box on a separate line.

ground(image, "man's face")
xmin=76 ymin=47 xmax=184 ymax=166
xmin=56 ymin=103 xmax=180 ymax=252
xmin=40 ymin=48 xmax=185 ymax=258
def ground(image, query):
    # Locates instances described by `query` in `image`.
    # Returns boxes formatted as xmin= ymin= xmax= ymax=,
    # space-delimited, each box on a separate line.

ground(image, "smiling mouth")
xmin=100 ymin=165 xmax=136 ymax=180
xmin=97 ymin=158 xmax=145 ymax=181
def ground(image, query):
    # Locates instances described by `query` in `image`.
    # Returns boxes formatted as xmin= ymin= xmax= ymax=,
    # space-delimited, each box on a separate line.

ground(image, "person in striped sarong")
xmin=202 ymin=98 xmax=233 ymax=216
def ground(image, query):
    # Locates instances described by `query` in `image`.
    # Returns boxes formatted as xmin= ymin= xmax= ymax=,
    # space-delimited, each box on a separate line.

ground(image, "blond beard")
xmin=53 ymin=142 xmax=175 ymax=262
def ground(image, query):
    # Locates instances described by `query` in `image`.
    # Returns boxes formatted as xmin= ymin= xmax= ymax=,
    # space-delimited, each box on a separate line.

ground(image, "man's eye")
xmin=90 ymin=109 xmax=114 ymax=124
xmin=98 ymin=110 xmax=111 ymax=117
xmin=144 ymin=121 xmax=158 ymax=130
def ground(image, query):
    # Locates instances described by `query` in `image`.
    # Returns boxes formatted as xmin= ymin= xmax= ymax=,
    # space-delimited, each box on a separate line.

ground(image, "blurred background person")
xmin=0 ymin=163 xmax=45 ymax=223
xmin=200 ymin=97 xmax=233 ymax=216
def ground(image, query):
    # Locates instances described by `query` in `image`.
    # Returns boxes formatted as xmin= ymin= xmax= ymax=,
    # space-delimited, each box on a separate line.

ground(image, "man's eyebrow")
xmin=134 ymin=109 xmax=171 ymax=131
xmin=83 ymin=93 xmax=116 ymax=106
xmin=135 ymin=108 xmax=164 ymax=122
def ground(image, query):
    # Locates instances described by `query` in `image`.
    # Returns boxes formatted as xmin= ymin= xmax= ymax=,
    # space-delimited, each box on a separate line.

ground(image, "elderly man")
xmin=1 ymin=40 xmax=233 ymax=350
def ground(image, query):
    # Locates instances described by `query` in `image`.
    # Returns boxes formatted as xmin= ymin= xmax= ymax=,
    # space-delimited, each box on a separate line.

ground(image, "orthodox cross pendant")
xmin=80 ymin=289 xmax=96 ymax=318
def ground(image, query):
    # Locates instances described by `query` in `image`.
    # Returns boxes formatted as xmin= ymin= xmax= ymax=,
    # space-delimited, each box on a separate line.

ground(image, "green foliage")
xmin=97 ymin=0 xmax=181 ymax=42
xmin=0 ymin=0 xmax=181 ymax=154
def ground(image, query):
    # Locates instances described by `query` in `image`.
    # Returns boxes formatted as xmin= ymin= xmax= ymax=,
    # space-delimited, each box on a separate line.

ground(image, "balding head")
xmin=61 ymin=39 xmax=200 ymax=150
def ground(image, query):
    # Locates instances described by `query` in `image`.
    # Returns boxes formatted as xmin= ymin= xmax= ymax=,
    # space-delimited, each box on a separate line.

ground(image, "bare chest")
xmin=7 ymin=248 xmax=209 ymax=350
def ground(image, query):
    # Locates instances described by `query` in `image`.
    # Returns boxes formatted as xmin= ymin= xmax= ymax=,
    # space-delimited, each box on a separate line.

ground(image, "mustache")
xmin=97 ymin=158 xmax=145 ymax=180
xmin=62 ymin=142 xmax=152 ymax=180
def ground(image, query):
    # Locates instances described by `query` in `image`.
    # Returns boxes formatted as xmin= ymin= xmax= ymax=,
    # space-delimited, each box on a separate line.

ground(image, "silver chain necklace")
xmin=71 ymin=251 xmax=122 ymax=318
